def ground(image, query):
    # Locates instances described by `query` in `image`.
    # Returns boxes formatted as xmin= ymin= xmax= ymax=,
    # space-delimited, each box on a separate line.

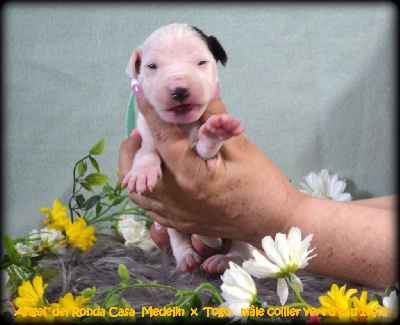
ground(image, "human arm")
xmin=119 ymin=95 xmax=396 ymax=288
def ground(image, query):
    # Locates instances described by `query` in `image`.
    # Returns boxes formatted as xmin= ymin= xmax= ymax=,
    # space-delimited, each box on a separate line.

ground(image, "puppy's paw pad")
xmin=177 ymin=249 xmax=202 ymax=272
xmin=200 ymin=114 xmax=244 ymax=141
xmin=202 ymin=255 xmax=244 ymax=274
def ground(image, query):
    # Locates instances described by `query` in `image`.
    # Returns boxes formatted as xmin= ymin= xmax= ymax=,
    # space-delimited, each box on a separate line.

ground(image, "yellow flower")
xmin=350 ymin=291 xmax=380 ymax=322
xmin=65 ymin=216 xmax=97 ymax=251
xmin=50 ymin=292 xmax=91 ymax=317
xmin=59 ymin=292 xmax=90 ymax=308
xmin=318 ymin=284 xmax=357 ymax=321
xmin=39 ymin=199 xmax=69 ymax=231
xmin=13 ymin=276 xmax=55 ymax=323
xmin=14 ymin=276 xmax=47 ymax=308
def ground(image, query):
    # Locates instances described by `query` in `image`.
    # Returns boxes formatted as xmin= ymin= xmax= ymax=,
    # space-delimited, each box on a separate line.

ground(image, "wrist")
xmin=245 ymin=180 xmax=303 ymax=249
xmin=282 ymin=187 xmax=310 ymax=232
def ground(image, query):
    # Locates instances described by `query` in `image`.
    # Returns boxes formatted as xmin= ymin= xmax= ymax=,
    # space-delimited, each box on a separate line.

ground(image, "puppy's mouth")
xmin=161 ymin=103 xmax=205 ymax=123
xmin=167 ymin=104 xmax=194 ymax=116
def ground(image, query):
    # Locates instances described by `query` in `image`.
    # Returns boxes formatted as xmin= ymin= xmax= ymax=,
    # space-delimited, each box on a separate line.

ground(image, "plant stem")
xmin=69 ymin=154 xmax=90 ymax=222
xmin=287 ymin=274 xmax=313 ymax=309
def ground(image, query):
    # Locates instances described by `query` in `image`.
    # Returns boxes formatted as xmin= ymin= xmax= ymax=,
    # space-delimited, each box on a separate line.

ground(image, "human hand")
xmin=119 ymin=93 xmax=300 ymax=248
xmin=119 ymin=88 xmax=397 ymax=287
xmin=149 ymin=222 xmax=232 ymax=259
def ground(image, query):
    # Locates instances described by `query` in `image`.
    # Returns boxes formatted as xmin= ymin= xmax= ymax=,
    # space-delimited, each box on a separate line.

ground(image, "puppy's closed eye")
xmin=198 ymin=60 xmax=207 ymax=66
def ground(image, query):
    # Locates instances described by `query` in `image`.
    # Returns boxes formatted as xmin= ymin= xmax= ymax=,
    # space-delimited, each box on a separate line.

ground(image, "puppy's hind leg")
xmin=168 ymin=228 xmax=202 ymax=272
xmin=202 ymin=241 xmax=253 ymax=274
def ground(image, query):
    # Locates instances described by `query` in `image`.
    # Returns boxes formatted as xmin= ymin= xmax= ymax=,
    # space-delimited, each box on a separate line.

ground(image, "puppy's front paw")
xmin=202 ymin=254 xmax=244 ymax=274
xmin=200 ymin=114 xmax=244 ymax=142
xmin=176 ymin=246 xmax=202 ymax=272
xmin=123 ymin=158 xmax=162 ymax=194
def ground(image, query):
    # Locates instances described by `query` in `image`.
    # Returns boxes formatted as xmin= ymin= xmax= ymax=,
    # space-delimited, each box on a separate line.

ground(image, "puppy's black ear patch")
xmin=191 ymin=26 xmax=228 ymax=66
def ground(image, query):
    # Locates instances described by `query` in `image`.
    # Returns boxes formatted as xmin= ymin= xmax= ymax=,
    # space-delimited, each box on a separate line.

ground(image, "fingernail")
xmin=213 ymin=81 xmax=220 ymax=98
xmin=131 ymin=78 xmax=143 ymax=98
xmin=130 ymin=128 xmax=139 ymax=137
xmin=192 ymin=234 xmax=199 ymax=240
xmin=154 ymin=221 xmax=163 ymax=231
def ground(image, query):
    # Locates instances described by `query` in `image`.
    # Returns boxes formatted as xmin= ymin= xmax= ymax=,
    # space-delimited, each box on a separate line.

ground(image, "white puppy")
xmin=123 ymin=23 xmax=252 ymax=274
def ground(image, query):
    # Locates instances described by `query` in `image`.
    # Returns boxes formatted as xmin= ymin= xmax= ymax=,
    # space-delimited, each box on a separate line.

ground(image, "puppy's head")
xmin=126 ymin=23 xmax=227 ymax=124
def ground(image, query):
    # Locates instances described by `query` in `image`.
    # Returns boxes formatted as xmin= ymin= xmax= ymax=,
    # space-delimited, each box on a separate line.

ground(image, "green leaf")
xmin=6 ymin=264 xmax=29 ymax=281
xmin=21 ymin=256 xmax=32 ymax=268
xmin=89 ymin=157 xmax=100 ymax=173
xmin=101 ymin=183 xmax=114 ymax=196
xmin=118 ymin=264 xmax=130 ymax=280
xmin=115 ymin=181 xmax=122 ymax=195
xmin=89 ymin=138 xmax=105 ymax=155
xmin=370 ymin=293 xmax=383 ymax=306
xmin=112 ymin=197 xmax=125 ymax=207
xmin=81 ymin=286 xmax=97 ymax=298
xmin=40 ymin=269 xmax=61 ymax=283
xmin=95 ymin=203 xmax=103 ymax=217
xmin=82 ymin=162 xmax=88 ymax=176
xmin=75 ymin=194 xmax=86 ymax=208
xmin=85 ymin=173 xmax=110 ymax=186
xmin=191 ymin=293 xmax=202 ymax=312
xmin=104 ymin=296 xmax=119 ymax=309
xmin=77 ymin=161 xmax=84 ymax=177
xmin=4 ymin=236 xmax=22 ymax=266
xmin=385 ymin=285 xmax=396 ymax=296
xmin=81 ymin=195 xmax=101 ymax=211
xmin=119 ymin=298 xmax=132 ymax=309
xmin=80 ymin=182 xmax=94 ymax=193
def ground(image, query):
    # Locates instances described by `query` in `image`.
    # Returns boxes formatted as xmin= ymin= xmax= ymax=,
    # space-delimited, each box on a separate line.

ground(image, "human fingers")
xmin=150 ymin=222 xmax=218 ymax=259
xmin=191 ymin=235 xmax=218 ymax=258
xmin=150 ymin=222 xmax=172 ymax=255
xmin=143 ymin=208 xmax=216 ymax=239
xmin=199 ymin=97 xmax=228 ymax=125
xmin=119 ymin=134 xmax=142 ymax=186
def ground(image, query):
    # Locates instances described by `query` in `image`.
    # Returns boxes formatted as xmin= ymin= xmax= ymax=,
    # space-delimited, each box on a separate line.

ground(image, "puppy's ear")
xmin=125 ymin=48 xmax=142 ymax=78
xmin=207 ymin=36 xmax=228 ymax=67
xmin=191 ymin=26 xmax=228 ymax=67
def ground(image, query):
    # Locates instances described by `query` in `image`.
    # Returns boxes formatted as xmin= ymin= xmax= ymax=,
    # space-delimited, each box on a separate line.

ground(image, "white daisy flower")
xmin=26 ymin=229 xmax=42 ymax=247
xmin=300 ymin=169 xmax=352 ymax=202
xmin=27 ymin=228 xmax=66 ymax=254
xmin=220 ymin=262 xmax=257 ymax=323
xmin=116 ymin=215 xmax=155 ymax=250
xmin=15 ymin=242 xmax=37 ymax=257
xmin=243 ymin=227 xmax=316 ymax=305
xmin=380 ymin=290 xmax=398 ymax=322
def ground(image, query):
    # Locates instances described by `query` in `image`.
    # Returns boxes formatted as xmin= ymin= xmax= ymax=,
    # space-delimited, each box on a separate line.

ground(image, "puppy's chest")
xmin=178 ymin=121 xmax=202 ymax=147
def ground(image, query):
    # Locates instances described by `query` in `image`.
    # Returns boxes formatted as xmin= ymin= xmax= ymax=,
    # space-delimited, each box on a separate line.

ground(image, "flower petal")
xmin=242 ymin=250 xmax=280 ymax=278
xmin=277 ymin=278 xmax=288 ymax=305
xmin=292 ymin=274 xmax=303 ymax=292
xmin=262 ymin=236 xmax=284 ymax=267
xmin=275 ymin=233 xmax=290 ymax=265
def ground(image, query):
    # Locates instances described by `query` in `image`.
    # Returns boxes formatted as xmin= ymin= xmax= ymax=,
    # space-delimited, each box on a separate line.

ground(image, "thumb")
xmin=199 ymin=85 xmax=228 ymax=124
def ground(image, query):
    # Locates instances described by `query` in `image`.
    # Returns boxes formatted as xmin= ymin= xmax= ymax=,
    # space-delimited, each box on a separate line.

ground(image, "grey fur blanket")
xmin=37 ymin=234 xmax=386 ymax=323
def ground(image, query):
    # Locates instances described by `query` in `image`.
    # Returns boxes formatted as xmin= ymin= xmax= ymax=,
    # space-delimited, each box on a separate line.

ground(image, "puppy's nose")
xmin=170 ymin=87 xmax=190 ymax=102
